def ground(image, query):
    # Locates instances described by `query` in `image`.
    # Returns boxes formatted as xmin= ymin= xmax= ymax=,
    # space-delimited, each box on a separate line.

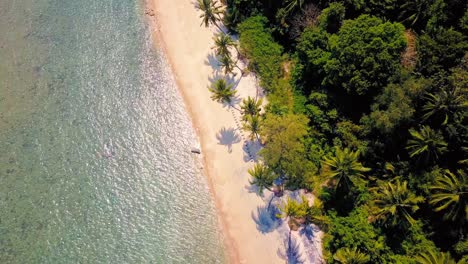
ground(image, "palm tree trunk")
xmin=266 ymin=194 xmax=275 ymax=211
xmin=213 ymin=21 xmax=224 ymax=33
xmin=230 ymin=104 xmax=242 ymax=112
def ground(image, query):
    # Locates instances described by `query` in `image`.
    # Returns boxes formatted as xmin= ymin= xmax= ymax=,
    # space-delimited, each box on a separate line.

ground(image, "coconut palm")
xmin=277 ymin=196 xmax=309 ymax=220
xmin=243 ymin=114 xmax=262 ymax=141
xmin=333 ymin=247 xmax=370 ymax=264
xmin=284 ymin=0 xmax=305 ymax=14
xmin=212 ymin=32 xmax=239 ymax=58
xmin=422 ymin=86 xmax=467 ymax=125
xmin=248 ymin=163 xmax=275 ymax=195
xmin=218 ymin=53 xmax=242 ymax=76
xmin=208 ymin=78 xmax=236 ymax=105
xmin=406 ymin=126 xmax=448 ymax=164
xmin=399 ymin=0 xmax=432 ymax=27
xmin=429 ymin=169 xmax=467 ymax=222
xmin=321 ymin=148 xmax=370 ymax=193
xmin=240 ymin=96 xmax=262 ymax=121
xmin=370 ymin=179 xmax=424 ymax=227
xmin=415 ymin=249 xmax=457 ymax=264
xmin=196 ymin=0 xmax=223 ymax=31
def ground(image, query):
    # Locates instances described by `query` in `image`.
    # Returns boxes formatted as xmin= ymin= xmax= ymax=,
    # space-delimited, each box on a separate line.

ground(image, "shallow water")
xmin=0 ymin=0 xmax=225 ymax=262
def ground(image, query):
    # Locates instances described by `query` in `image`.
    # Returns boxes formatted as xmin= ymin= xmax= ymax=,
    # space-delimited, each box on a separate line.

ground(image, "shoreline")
xmin=143 ymin=1 xmax=240 ymax=263
xmin=144 ymin=0 xmax=286 ymax=263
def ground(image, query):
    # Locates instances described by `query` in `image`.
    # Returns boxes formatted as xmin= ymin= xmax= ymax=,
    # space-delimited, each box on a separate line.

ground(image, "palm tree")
xmin=243 ymin=114 xmax=262 ymax=141
xmin=277 ymin=196 xmax=309 ymax=224
xmin=208 ymin=79 xmax=237 ymax=105
xmin=321 ymin=148 xmax=370 ymax=193
xmin=333 ymin=247 xmax=370 ymax=264
xmin=399 ymin=0 xmax=432 ymax=27
xmin=240 ymin=96 xmax=262 ymax=121
xmin=422 ymin=86 xmax=467 ymax=125
xmin=415 ymin=249 xmax=457 ymax=264
xmin=196 ymin=0 xmax=223 ymax=32
xmin=429 ymin=169 xmax=467 ymax=222
xmin=370 ymin=179 xmax=424 ymax=227
xmin=218 ymin=53 xmax=243 ymax=76
xmin=284 ymin=0 xmax=305 ymax=15
xmin=406 ymin=126 xmax=448 ymax=164
xmin=248 ymin=163 xmax=275 ymax=195
xmin=212 ymin=32 xmax=240 ymax=59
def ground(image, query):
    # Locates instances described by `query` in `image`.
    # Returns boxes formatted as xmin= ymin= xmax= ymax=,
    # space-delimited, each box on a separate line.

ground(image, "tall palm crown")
xmin=218 ymin=54 xmax=236 ymax=75
xmin=241 ymin=96 xmax=262 ymax=120
xmin=429 ymin=169 xmax=467 ymax=222
xmin=212 ymin=33 xmax=236 ymax=57
xmin=415 ymin=250 xmax=457 ymax=264
xmin=284 ymin=0 xmax=304 ymax=14
xmin=321 ymin=148 xmax=370 ymax=193
xmin=333 ymin=247 xmax=370 ymax=264
xmin=422 ymin=86 xmax=467 ymax=125
xmin=248 ymin=163 xmax=275 ymax=195
xmin=370 ymin=179 xmax=424 ymax=227
xmin=243 ymin=114 xmax=262 ymax=141
xmin=196 ymin=0 xmax=223 ymax=30
xmin=208 ymin=79 xmax=236 ymax=104
xmin=406 ymin=126 xmax=448 ymax=164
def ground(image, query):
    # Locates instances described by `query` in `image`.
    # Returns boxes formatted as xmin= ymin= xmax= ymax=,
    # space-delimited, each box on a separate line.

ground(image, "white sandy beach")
xmin=146 ymin=1 xmax=322 ymax=263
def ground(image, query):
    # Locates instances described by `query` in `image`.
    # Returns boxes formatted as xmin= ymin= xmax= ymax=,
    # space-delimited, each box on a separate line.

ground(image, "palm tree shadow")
xmin=216 ymin=127 xmax=241 ymax=153
xmin=205 ymin=52 xmax=221 ymax=73
xmin=208 ymin=71 xmax=236 ymax=85
xmin=251 ymin=205 xmax=282 ymax=233
xmin=277 ymin=233 xmax=305 ymax=264
xmin=244 ymin=183 xmax=258 ymax=194
xmin=243 ymin=140 xmax=261 ymax=162
xmin=299 ymin=225 xmax=317 ymax=241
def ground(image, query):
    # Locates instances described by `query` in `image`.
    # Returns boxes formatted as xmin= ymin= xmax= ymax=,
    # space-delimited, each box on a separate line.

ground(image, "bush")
xmin=238 ymin=16 xmax=284 ymax=92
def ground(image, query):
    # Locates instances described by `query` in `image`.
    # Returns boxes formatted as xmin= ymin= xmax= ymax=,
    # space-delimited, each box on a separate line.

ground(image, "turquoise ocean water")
xmin=0 ymin=0 xmax=226 ymax=262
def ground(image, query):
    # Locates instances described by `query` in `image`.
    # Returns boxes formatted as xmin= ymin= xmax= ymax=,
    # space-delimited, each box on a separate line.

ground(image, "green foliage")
xmin=197 ymin=0 xmax=223 ymax=30
xmin=238 ymin=16 xmax=283 ymax=91
xmin=208 ymin=79 xmax=236 ymax=104
xmin=422 ymin=78 xmax=467 ymax=126
xmin=305 ymin=91 xmax=338 ymax=136
xmin=220 ymin=0 xmax=468 ymax=260
xmin=277 ymin=196 xmax=309 ymax=219
xmin=242 ymin=114 xmax=262 ymax=141
xmin=260 ymin=113 xmax=316 ymax=186
xmin=333 ymin=247 xmax=370 ymax=264
xmin=362 ymin=78 xmax=430 ymax=134
xmin=212 ymin=32 xmax=237 ymax=57
xmin=323 ymin=15 xmax=406 ymax=96
xmin=406 ymin=126 xmax=448 ymax=164
xmin=248 ymin=163 xmax=275 ymax=195
xmin=319 ymin=2 xmax=346 ymax=33
xmin=240 ymin=96 xmax=262 ymax=120
xmin=415 ymin=249 xmax=457 ymax=264
xmin=321 ymin=147 xmax=370 ymax=194
xmin=369 ymin=179 xmax=425 ymax=227
xmin=417 ymin=28 xmax=467 ymax=75
xmin=429 ymin=169 xmax=467 ymax=222
xmin=324 ymin=208 xmax=388 ymax=263
xmin=296 ymin=27 xmax=330 ymax=86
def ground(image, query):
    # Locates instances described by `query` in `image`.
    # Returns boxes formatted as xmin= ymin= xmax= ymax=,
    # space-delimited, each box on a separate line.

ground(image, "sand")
xmin=145 ymin=1 xmax=323 ymax=263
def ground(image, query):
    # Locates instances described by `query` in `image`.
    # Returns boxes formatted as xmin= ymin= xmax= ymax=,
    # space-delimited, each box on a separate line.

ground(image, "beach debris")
xmin=145 ymin=8 xmax=155 ymax=16
xmin=191 ymin=147 xmax=201 ymax=154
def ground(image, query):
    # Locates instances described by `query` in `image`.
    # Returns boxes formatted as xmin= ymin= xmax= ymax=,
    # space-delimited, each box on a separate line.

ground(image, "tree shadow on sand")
xmin=216 ymin=127 xmax=241 ymax=153
xmin=243 ymin=139 xmax=261 ymax=162
xmin=205 ymin=52 xmax=222 ymax=73
xmin=251 ymin=205 xmax=282 ymax=233
xmin=278 ymin=232 xmax=305 ymax=264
